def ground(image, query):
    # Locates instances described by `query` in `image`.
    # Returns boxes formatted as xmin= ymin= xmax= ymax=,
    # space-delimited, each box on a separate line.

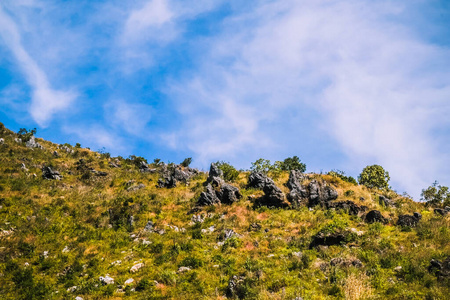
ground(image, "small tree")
xmin=358 ymin=165 xmax=390 ymax=190
xmin=279 ymin=156 xmax=306 ymax=172
xmin=421 ymin=181 xmax=450 ymax=207
xmin=180 ymin=157 xmax=192 ymax=167
xmin=215 ymin=161 xmax=239 ymax=182
xmin=17 ymin=128 xmax=37 ymax=142
xmin=250 ymin=158 xmax=273 ymax=174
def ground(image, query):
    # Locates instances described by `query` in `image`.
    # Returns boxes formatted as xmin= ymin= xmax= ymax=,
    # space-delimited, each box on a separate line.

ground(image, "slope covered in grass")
xmin=0 ymin=123 xmax=449 ymax=300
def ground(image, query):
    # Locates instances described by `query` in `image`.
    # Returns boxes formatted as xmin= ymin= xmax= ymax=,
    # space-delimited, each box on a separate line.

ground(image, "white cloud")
xmin=165 ymin=0 xmax=450 ymax=198
xmin=104 ymin=99 xmax=152 ymax=136
xmin=0 ymin=4 xmax=76 ymax=127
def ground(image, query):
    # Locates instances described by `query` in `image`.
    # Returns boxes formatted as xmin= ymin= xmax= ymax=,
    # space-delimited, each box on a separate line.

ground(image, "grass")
xmin=0 ymin=123 xmax=449 ymax=299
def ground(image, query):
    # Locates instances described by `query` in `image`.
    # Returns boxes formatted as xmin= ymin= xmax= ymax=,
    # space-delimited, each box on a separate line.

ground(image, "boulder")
xmin=327 ymin=200 xmax=364 ymax=215
xmin=378 ymin=195 xmax=394 ymax=207
xmin=217 ymin=183 xmax=242 ymax=204
xmin=99 ymin=275 xmax=114 ymax=285
xmin=0 ymin=138 xmax=4 ymax=144
xmin=365 ymin=210 xmax=387 ymax=224
xmin=397 ymin=213 xmax=421 ymax=227
xmin=247 ymin=171 xmax=267 ymax=189
xmin=197 ymin=184 xmax=221 ymax=206
xmin=226 ymin=275 xmax=245 ymax=299
xmin=309 ymin=231 xmax=353 ymax=249
xmin=42 ymin=166 xmax=62 ymax=180
xmin=261 ymin=178 xmax=287 ymax=207
xmin=206 ymin=163 xmax=224 ymax=186
xmin=144 ymin=221 xmax=154 ymax=232
xmin=286 ymin=170 xmax=305 ymax=191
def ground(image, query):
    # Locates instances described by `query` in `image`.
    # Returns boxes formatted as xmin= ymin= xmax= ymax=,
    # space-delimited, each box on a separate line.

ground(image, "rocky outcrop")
xmin=330 ymin=257 xmax=363 ymax=268
xmin=397 ymin=213 xmax=421 ymax=227
xmin=196 ymin=164 xmax=242 ymax=206
xmin=138 ymin=161 xmax=156 ymax=173
xmin=247 ymin=171 xmax=288 ymax=208
xmin=25 ymin=136 xmax=43 ymax=149
xmin=326 ymin=200 xmax=365 ymax=215
xmin=42 ymin=166 xmax=62 ymax=180
xmin=226 ymin=275 xmax=245 ymax=299
xmin=365 ymin=210 xmax=387 ymax=224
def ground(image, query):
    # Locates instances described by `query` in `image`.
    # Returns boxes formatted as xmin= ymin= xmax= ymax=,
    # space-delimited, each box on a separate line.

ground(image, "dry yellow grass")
xmin=343 ymin=273 xmax=373 ymax=300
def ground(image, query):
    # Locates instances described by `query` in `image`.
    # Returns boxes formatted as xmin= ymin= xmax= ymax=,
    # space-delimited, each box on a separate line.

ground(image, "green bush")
xmin=421 ymin=181 xmax=450 ymax=207
xmin=180 ymin=157 xmax=192 ymax=167
xmin=328 ymin=170 xmax=357 ymax=185
xmin=215 ymin=161 xmax=239 ymax=182
xmin=278 ymin=156 xmax=306 ymax=172
xmin=358 ymin=165 xmax=390 ymax=190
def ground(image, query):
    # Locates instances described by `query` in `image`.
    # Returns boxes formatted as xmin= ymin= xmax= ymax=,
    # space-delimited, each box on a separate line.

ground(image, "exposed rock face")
xmin=429 ymin=257 xmax=450 ymax=277
xmin=397 ymin=213 xmax=422 ymax=227
xmin=25 ymin=136 xmax=43 ymax=149
xmin=247 ymin=171 xmax=267 ymax=189
xmin=327 ymin=200 xmax=365 ymax=215
xmin=42 ymin=166 xmax=62 ymax=180
xmin=365 ymin=210 xmax=387 ymax=224
xmin=309 ymin=231 xmax=353 ymax=249
xmin=0 ymin=138 xmax=4 ymax=144
xmin=144 ymin=221 xmax=154 ymax=232
xmin=285 ymin=174 xmax=338 ymax=208
xmin=217 ymin=183 xmax=242 ymax=204
xmin=206 ymin=163 xmax=224 ymax=186
xmin=99 ymin=275 xmax=114 ymax=285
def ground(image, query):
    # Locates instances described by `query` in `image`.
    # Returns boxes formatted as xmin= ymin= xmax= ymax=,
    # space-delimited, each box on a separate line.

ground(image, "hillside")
xmin=0 ymin=122 xmax=449 ymax=300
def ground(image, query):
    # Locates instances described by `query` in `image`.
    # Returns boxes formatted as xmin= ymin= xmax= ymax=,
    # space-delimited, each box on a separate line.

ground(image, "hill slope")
xmin=0 ymin=123 xmax=449 ymax=300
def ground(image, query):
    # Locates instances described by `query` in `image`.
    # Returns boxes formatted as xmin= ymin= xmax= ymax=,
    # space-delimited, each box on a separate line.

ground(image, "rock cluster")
xmin=197 ymin=164 xmax=242 ymax=206
xmin=25 ymin=136 xmax=43 ymax=149
xmin=434 ymin=207 xmax=450 ymax=216
xmin=327 ymin=200 xmax=366 ymax=215
xmin=286 ymin=171 xmax=338 ymax=207
xmin=309 ymin=231 xmax=353 ymax=249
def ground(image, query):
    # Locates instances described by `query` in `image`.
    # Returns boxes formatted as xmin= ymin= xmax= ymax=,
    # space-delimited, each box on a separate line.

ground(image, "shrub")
xmin=329 ymin=170 xmax=357 ymax=185
xmin=215 ymin=161 xmax=239 ymax=182
xmin=180 ymin=157 xmax=192 ymax=167
xmin=179 ymin=256 xmax=203 ymax=269
xmin=17 ymin=127 xmax=37 ymax=142
xmin=421 ymin=181 xmax=450 ymax=207
xmin=358 ymin=165 xmax=390 ymax=190
xmin=279 ymin=156 xmax=306 ymax=172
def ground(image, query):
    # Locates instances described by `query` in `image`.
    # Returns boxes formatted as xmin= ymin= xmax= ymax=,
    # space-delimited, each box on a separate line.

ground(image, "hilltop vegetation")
xmin=0 ymin=122 xmax=449 ymax=300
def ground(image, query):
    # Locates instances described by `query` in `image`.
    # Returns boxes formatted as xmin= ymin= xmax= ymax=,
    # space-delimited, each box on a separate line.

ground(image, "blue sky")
xmin=1 ymin=0 xmax=449 ymax=199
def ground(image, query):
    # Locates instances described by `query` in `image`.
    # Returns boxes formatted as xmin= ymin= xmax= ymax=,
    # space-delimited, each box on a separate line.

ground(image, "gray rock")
xmin=365 ymin=210 xmax=387 ymax=224
xmin=14 ymin=138 xmax=22 ymax=143
xmin=127 ymin=183 xmax=145 ymax=192
xmin=144 ymin=221 xmax=154 ymax=232
xmin=309 ymin=231 xmax=353 ymax=249
xmin=327 ymin=200 xmax=364 ymax=215
xmin=220 ymin=229 xmax=240 ymax=241
xmin=52 ymin=151 xmax=59 ymax=157
xmin=397 ymin=213 xmax=421 ymax=227
xmin=197 ymin=184 xmax=221 ymax=206
xmin=307 ymin=180 xmax=338 ymax=207
xmin=42 ymin=166 xmax=62 ymax=180
xmin=128 ymin=215 xmax=134 ymax=227
xmin=217 ymin=183 xmax=242 ymax=204
xmin=429 ymin=257 xmax=450 ymax=277
xmin=379 ymin=195 xmax=393 ymax=207
xmin=207 ymin=163 xmax=224 ymax=186
xmin=286 ymin=170 xmax=305 ymax=191
xmin=261 ymin=178 xmax=287 ymax=207
xmin=99 ymin=275 xmax=114 ymax=285
xmin=25 ymin=136 xmax=43 ymax=149
xmin=226 ymin=275 xmax=245 ymax=298
xmin=0 ymin=138 xmax=4 ymax=144
xmin=247 ymin=171 xmax=267 ymax=189
xmin=158 ymin=166 xmax=194 ymax=188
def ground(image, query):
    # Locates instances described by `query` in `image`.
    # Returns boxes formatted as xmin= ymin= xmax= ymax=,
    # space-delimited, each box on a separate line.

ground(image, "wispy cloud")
xmin=0 ymin=4 xmax=76 ymax=127
xmin=165 ymin=0 xmax=450 ymax=197
xmin=103 ymin=99 xmax=153 ymax=136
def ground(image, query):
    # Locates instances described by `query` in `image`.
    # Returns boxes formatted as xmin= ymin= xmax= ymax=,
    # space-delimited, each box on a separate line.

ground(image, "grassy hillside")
xmin=0 ymin=123 xmax=449 ymax=300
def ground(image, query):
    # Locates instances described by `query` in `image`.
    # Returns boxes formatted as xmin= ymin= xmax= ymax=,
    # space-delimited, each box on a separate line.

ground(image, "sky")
xmin=0 ymin=0 xmax=449 ymax=200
